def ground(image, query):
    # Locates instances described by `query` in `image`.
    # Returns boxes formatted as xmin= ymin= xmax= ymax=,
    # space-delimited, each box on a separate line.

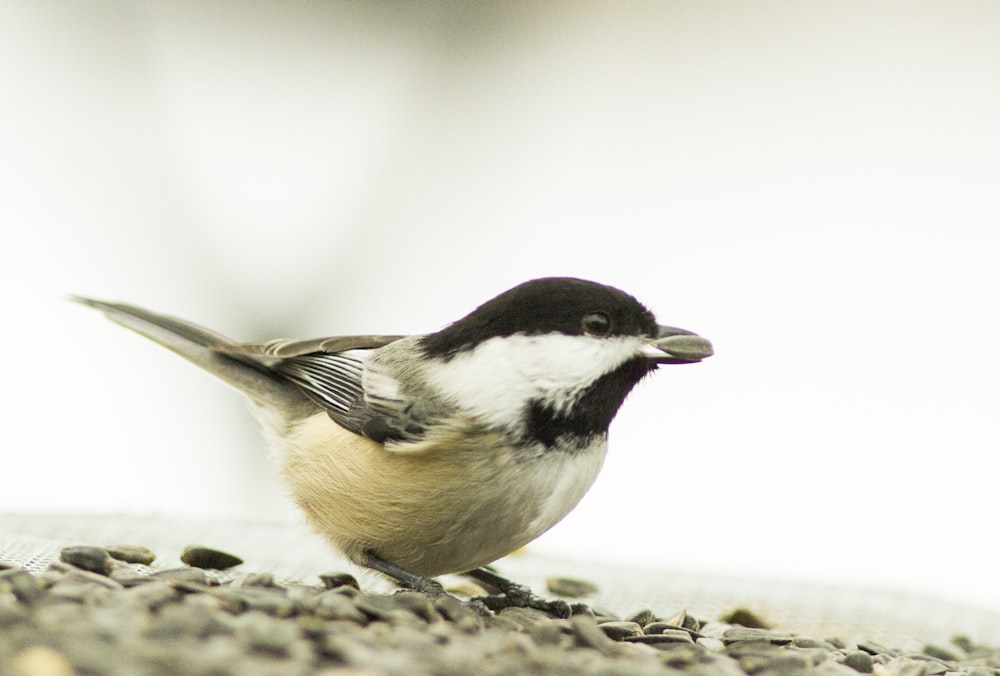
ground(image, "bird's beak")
xmin=641 ymin=325 xmax=714 ymax=364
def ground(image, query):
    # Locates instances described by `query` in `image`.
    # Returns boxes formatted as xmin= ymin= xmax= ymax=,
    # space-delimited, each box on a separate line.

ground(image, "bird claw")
xmin=396 ymin=577 xmax=446 ymax=597
xmin=472 ymin=588 xmax=573 ymax=619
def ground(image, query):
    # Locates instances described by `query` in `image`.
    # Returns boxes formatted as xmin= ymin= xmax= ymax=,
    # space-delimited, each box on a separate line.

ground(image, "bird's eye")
xmin=582 ymin=312 xmax=611 ymax=335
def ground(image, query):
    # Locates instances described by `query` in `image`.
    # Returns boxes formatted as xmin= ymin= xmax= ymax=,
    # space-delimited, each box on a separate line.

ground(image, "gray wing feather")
xmin=215 ymin=335 xmax=406 ymax=360
xmin=274 ymin=348 xmax=425 ymax=444
xmin=72 ymin=296 xmax=305 ymax=416
xmin=219 ymin=336 xmax=419 ymax=440
xmin=75 ymin=296 xmax=416 ymax=439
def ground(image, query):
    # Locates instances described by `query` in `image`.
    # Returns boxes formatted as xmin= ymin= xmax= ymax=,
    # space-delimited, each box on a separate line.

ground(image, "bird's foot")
xmin=463 ymin=567 xmax=586 ymax=619
xmin=365 ymin=552 xmax=495 ymax=617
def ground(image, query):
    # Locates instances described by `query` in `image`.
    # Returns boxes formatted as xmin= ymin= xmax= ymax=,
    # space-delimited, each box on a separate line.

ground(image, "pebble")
xmin=149 ymin=567 xmax=213 ymax=585
xmin=3 ymin=543 xmax=1000 ymax=675
xmin=664 ymin=608 xmax=702 ymax=632
xmin=857 ymin=639 xmax=899 ymax=657
xmin=1 ymin=568 xmax=43 ymax=605
xmin=569 ymin=614 xmax=619 ymax=656
xmin=624 ymin=630 xmax=695 ymax=646
xmin=319 ymin=571 xmax=360 ymax=590
xmin=59 ymin=546 xmax=115 ymax=576
xmin=10 ymin=646 xmax=75 ymax=676
xmin=646 ymin=620 xmax=686 ymax=635
xmin=625 ymin=607 xmax=656 ymax=626
xmin=497 ymin=605 xmax=554 ymax=630
xmin=720 ymin=607 xmax=772 ymax=629
xmin=545 ymin=576 xmax=599 ymax=598
xmin=179 ymin=545 xmax=244 ymax=570
xmin=722 ymin=626 xmax=795 ymax=645
xmin=842 ymin=649 xmax=874 ymax=673
xmin=599 ymin=620 xmax=644 ymax=640
xmin=920 ymin=643 xmax=959 ymax=662
xmin=46 ymin=562 xmax=123 ymax=590
xmin=697 ymin=636 xmax=726 ymax=651
xmin=104 ymin=544 xmax=157 ymax=565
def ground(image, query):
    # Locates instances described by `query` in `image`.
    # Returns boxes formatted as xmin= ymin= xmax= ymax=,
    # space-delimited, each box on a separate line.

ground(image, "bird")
xmin=75 ymin=277 xmax=712 ymax=612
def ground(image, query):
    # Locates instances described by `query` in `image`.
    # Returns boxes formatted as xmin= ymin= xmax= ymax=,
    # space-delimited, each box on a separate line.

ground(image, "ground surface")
xmin=3 ymin=514 xmax=999 ymax=675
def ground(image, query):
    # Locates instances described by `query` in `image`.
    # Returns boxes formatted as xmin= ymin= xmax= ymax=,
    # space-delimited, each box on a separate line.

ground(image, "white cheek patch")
xmin=424 ymin=334 xmax=644 ymax=430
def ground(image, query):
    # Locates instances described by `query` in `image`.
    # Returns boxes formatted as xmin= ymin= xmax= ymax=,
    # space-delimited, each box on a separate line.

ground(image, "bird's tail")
xmin=73 ymin=296 xmax=308 ymax=418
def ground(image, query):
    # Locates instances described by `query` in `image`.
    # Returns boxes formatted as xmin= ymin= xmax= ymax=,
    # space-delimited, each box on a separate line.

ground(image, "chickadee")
xmin=76 ymin=277 xmax=712 ymax=609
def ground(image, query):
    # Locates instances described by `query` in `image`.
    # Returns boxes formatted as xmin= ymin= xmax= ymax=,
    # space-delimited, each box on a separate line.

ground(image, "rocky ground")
xmin=3 ymin=543 xmax=1000 ymax=676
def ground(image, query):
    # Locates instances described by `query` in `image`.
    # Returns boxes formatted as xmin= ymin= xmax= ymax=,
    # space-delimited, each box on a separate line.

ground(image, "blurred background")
xmin=3 ymin=1 xmax=998 ymax=611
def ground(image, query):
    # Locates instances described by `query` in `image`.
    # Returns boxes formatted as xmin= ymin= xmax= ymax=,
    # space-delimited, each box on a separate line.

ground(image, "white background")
xmin=3 ymin=2 xmax=998 ymax=610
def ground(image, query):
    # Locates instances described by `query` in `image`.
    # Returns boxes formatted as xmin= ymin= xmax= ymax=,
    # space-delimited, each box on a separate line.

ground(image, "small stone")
xmin=228 ymin=572 xmax=278 ymax=589
xmin=886 ymin=656 xmax=947 ymax=675
xmin=598 ymin=621 xmax=643 ymax=640
xmin=46 ymin=562 xmax=124 ymax=590
xmin=109 ymin=567 xmax=154 ymax=588
xmin=180 ymin=545 xmax=243 ymax=570
xmin=570 ymin=615 xmax=618 ymax=656
xmin=529 ymin=621 xmax=570 ymax=647
xmin=719 ymin=607 xmax=771 ymax=629
xmin=352 ymin=593 xmax=404 ymax=621
xmin=104 ymin=545 xmax=157 ymax=566
xmin=310 ymin=590 xmax=369 ymax=624
xmin=663 ymin=608 xmax=701 ymax=632
xmin=545 ymin=576 xmax=599 ymax=598
xmin=842 ymin=650 xmax=874 ymax=673
xmin=233 ymin=611 xmax=300 ymax=655
xmin=696 ymin=620 xmax=731 ymax=639
xmin=697 ymin=637 xmax=727 ymax=651
xmin=0 ymin=568 xmax=43 ymax=605
xmin=149 ymin=567 xmax=211 ymax=585
xmin=950 ymin=635 xmax=975 ymax=653
xmin=390 ymin=591 xmax=438 ymax=622
xmin=624 ymin=608 xmax=656 ymax=627
xmin=906 ymin=656 xmax=951 ymax=675
xmin=123 ymin=581 xmax=180 ymax=610
xmin=432 ymin=593 xmax=476 ymax=624
xmin=624 ymin=630 xmax=694 ymax=646
xmin=814 ymin=662 xmax=863 ymax=676
xmin=748 ymin=652 xmax=812 ymax=673
xmin=793 ymin=637 xmax=836 ymax=649
xmin=319 ymin=572 xmax=360 ymax=590
xmin=722 ymin=627 xmax=794 ymax=645
xmin=232 ymin=587 xmax=296 ymax=617
xmin=645 ymin=621 xmax=694 ymax=635
xmin=10 ymin=645 xmax=75 ymax=676
xmin=658 ymin=644 xmax=709 ymax=668
xmin=48 ymin=580 xmax=111 ymax=604
xmin=921 ymin=644 xmax=959 ymax=662
xmin=483 ymin=614 xmax=522 ymax=632
xmin=59 ymin=545 xmax=115 ymax=576
xmin=146 ymin=602 xmax=233 ymax=641
xmin=966 ymin=668 xmax=998 ymax=676
xmin=498 ymin=606 xmax=553 ymax=630
xmin=856 ymin=640 xmax=898 ymax=657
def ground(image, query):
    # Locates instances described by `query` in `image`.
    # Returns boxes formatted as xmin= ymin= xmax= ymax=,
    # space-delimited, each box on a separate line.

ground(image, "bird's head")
xmin=419 ymin=277 xmax=712 ymax=444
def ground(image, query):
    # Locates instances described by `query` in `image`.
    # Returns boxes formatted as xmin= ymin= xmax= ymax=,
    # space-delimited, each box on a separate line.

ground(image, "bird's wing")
xmin=217 ymin=336 xmax=425 ymax=444
xmin=216 ymin=335 xmax=407 ymax=360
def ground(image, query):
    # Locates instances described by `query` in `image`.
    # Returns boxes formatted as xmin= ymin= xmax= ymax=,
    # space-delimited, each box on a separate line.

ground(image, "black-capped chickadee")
xmin=76 ymin=277 xmax=712 ymax=610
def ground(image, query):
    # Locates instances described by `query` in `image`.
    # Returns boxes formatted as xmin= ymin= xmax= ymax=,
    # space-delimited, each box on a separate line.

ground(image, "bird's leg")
xmin=364 ymin=552 xmax=493 ymax=617
xmin=364 ymin=552 xmax=446 ymax=596
xmin=463 ymin=566 xmax=573 ymax=618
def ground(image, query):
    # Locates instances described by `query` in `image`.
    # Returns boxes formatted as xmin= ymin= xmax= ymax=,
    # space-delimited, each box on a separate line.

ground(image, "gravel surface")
xmin=4 ymin=544 xmax=1000 ymax=676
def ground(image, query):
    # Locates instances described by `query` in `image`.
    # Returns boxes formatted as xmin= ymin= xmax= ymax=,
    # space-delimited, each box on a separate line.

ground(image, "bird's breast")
xmin=274 ymin=412 xmax=607 ymax=576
